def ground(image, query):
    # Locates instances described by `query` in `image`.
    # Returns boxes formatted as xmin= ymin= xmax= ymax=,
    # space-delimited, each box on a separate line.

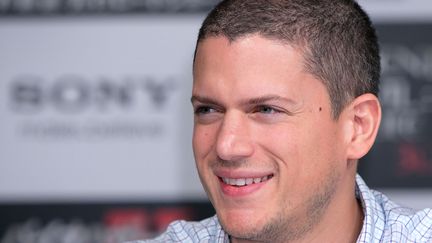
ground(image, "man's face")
xmin=192 ymin=35 xmax=350 ymax=242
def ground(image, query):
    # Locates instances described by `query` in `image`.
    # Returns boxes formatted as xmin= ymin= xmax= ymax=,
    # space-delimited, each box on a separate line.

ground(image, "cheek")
xmin=192 ymin=128 xmax=211 ymax=182
xmin=256 ymin=124 xmax=301 ymax=157
xmin=192 ymin=125 xmax=220 ymax=201
xmin=193 ymin=125 xmax=216 ymax=160
xmin=262 ymin=121 xmax=336 ymax=175
xmin=299 ymin=123 xmax=344 ymax=176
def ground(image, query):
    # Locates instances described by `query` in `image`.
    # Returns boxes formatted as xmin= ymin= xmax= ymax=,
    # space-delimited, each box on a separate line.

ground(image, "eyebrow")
xmin=191 ymin=94 xmax=298 ymax=107
xmin=240 ymin=95 xmax=298 ymax=106
xmin=190 ymin=95 xmax=223 ymax=107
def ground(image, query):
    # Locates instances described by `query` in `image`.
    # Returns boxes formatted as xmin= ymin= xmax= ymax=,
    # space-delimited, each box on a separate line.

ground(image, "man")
xmin=134 ymin=0 xmax=432 ymax=242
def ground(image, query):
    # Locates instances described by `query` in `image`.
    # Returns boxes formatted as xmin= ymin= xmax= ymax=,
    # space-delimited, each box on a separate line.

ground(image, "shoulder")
xmin=373 ymin=190 xmax=432 ymax=241
xmin=127 ymin=215 xmax=227 ymax=243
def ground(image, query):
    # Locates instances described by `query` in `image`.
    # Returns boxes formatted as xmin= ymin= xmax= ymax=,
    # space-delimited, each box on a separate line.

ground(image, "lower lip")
xmin=219 ymin=177 xmax=271 ymax=197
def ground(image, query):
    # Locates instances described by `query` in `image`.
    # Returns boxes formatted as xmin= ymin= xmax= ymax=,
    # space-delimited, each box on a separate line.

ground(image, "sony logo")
xmin=9 ymin=74 xmax=178 ymax=114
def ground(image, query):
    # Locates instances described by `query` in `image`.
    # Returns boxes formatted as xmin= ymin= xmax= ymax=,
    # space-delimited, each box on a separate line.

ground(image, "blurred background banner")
xmin=360 ymin=23 xmax=432 ymax=187
xmin=0 ymin=0 xmax=431 ymax=242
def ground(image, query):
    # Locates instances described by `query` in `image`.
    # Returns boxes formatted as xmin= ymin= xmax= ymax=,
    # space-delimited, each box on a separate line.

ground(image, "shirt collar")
xmin=355 ymin=174 xmax=385 ymax=242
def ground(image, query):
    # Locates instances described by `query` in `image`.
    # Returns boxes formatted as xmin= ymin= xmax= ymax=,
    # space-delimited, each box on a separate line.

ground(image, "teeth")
xmin=236 ymin=178 xmax=246 ymax=186
xmin=222 ymin=175 xmax=272 ymax=186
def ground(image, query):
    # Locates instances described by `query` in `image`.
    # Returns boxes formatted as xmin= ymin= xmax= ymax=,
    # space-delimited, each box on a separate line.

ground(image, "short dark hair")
xmin=195 ymin=0 xmax=380 ymax=118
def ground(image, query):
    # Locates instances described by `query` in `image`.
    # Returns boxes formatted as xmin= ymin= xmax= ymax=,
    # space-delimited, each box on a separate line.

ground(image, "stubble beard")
xmin=225 ymin=170 xmax=340 ymax=243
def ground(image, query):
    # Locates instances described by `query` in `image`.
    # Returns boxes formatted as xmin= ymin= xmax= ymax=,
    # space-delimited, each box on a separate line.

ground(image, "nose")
xmin=216 ymin=111 xmax=254 ymax=162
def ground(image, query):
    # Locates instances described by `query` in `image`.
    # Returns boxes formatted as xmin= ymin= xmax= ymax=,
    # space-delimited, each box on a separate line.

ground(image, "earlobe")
xmin=346 ymin=93 xmax=382 ymax=160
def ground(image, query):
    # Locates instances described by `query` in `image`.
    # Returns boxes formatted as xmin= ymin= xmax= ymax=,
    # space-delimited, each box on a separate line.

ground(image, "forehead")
xmin=192 ymin=35 xmax=328 ymax=103
xmin=194 ymin=34 xmax=305 ymax=74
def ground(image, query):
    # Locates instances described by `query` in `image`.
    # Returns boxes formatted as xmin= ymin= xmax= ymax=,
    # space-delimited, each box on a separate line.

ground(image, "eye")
xmin=193 ymin=105 xmax=222 ymax=124
xmin=194 ymin=106 xmax=217 ymax=115
xmin=250 ymin=105 xmax=288 ymax=123
xmin=256 ymin=105 xmax=280 ymax=114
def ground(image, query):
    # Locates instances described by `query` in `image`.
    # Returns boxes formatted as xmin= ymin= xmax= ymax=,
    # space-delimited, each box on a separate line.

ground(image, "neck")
xmin=298 ymin=181 xmax=364 ymax=243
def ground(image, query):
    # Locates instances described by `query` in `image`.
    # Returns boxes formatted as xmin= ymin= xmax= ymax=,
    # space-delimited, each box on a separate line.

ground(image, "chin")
xmin=218 ymin=208 xmax=268 ymax=239
xmin=223 ymin=221 xmax=260 ymax=240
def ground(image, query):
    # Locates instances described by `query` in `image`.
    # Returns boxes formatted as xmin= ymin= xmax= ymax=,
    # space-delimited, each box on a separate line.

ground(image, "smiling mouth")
xmin=219 ymin=174 xmax=274 ymax=187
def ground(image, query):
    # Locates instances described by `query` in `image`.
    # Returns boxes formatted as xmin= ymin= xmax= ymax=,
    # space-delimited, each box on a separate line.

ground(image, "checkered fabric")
xmin=130 ymin=175 xmax=432 ymax=243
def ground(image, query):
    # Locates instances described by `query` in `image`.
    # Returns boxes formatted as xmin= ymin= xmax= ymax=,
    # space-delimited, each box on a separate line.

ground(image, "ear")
xmin=345 ymin=93 xmax=382 ymax=160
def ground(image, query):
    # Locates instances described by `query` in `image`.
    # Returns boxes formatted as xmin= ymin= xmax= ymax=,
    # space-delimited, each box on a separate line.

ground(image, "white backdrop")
xmin=0 ymin=15 xmax=206 ymax=201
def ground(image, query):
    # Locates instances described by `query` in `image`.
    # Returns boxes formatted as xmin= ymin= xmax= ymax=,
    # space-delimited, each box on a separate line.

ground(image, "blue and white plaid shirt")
xmin=134 ymin=175 xmax=432 ymax=242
